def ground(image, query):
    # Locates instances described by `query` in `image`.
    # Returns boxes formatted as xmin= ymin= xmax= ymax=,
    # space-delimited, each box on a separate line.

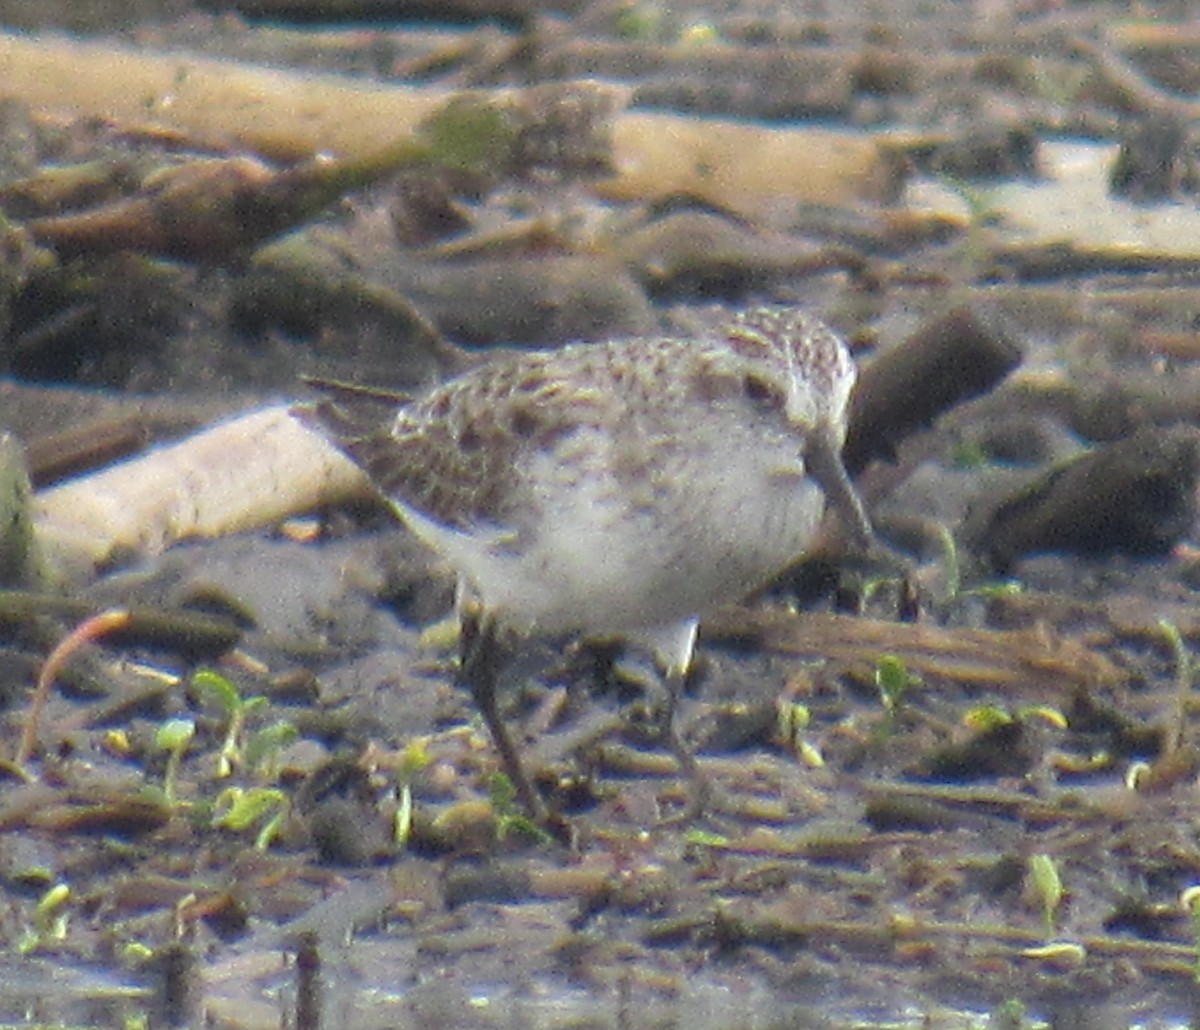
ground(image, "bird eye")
xmin=743 ymin=375 xmax=780 ymax=408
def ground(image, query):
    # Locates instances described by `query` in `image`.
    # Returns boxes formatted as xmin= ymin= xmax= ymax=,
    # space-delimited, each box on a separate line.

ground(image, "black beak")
xmin=804 ymin=423 xmax=876 ymax=555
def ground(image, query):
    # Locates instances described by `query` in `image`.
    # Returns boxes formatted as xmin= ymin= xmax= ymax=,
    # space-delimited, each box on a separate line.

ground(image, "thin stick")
xmin=17 ymin=607 xmax=131 ymax=767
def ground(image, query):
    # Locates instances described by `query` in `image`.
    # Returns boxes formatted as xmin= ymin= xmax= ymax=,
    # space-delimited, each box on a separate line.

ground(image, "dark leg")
xmin=659 ymin=667 xmax=710 ymax=822
xmin=459 ymin=609 xmax=547 ymax=823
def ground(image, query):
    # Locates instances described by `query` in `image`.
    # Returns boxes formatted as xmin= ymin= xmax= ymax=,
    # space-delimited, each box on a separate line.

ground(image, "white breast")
xmin=398 ymin=409 xmax=827 ymax=639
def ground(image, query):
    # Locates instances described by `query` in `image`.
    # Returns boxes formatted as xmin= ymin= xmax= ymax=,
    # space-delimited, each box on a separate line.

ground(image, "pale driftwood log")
xmin=0 ymin=32 xmax=895 ymax=216
xmin=0 ymin=31 xmax=449 ymax=161
xmin=601 ymin=113 xmax=897 ymax=218
xmin=33 ymin=406 xmax=368 ymax=580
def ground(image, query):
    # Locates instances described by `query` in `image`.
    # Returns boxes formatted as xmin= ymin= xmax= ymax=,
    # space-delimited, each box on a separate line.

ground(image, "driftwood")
xmin=844 ymin=303 xmax=1024 ymax=476
xmin=964 ymin=426 xmax=1200 ymax=572
xmin=0 ymin=32 xmax=897 ymax=221
xmin=32 ymin=406 xmax=365 ymax=579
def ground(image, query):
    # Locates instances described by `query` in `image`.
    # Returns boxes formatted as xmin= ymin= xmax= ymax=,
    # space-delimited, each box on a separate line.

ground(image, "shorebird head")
xmin=722 ymin=306 xmax=856 ymax=439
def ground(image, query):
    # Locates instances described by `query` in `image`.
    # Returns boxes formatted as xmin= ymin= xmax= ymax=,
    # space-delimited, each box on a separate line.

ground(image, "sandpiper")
xmin=306 ymin=307 xmax=875 ymax=822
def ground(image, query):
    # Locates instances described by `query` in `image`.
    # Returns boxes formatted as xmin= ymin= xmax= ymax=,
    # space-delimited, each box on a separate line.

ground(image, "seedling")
xmin=1181 ymin=885 xmax=1200 ymax=983
xmin=193 ymin=668 xmax=269 ymax=777
xmin=876 ymin=654 xmax=917 ymax=711
xmin=988 ymin=998 xmax=1027 ymax=1030
xmin=155 ymin=717 xmax=196 ymax=807
xmin=243 ymin=720 xmax=300 ymax=780
xmin=488 ymin=773 xmax=553 ymax=845
xmin=964 ymin=704 xmax=1067 ymax=733
xmin=933 ymin=523 xmax=961 ymax=602
xmin=394 ymin=738 xmax=433 ymax=847
xmin=684 ymin=828 xmax=730 ymax=849
xmin=18 ymin=607 xmax=132 ymax=767
xmin=873 ymin=654 xmax=920 ymax=740
xmin=776 ymin=700 xmax=824 ymax=767
xmin=1029 ymin=853 xmax=1063 ymax=938
xmin=213 ymin=786 xmax=290 ymax=851
xmin=964 ymin=580 xmax=1023 ymax=601
xmin=1158 ymin=619 xmax=1193 ymax=758
xmin=17 ymin=882 xmax=70 ymax=954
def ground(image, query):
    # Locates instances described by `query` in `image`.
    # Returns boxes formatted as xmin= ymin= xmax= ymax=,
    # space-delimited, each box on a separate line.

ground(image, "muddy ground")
xmin=4 ymin=1 xmax=1200 ymax=1027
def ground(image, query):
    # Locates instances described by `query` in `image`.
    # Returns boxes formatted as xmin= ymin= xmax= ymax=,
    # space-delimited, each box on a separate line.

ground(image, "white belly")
xmin=397 ymin=420 xmax=825 ymax=639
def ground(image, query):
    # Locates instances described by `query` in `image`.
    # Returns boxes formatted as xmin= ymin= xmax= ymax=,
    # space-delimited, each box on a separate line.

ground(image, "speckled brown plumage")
xmin=308 ymin=306 xmax=864 ymax=663
xmin=318 ymin=309 xmax=850 ymax=524
xmin=305 ymin=305 xmax=869 ymax=821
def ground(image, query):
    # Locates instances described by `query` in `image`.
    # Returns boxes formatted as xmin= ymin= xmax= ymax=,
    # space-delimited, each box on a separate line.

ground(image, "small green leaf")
xmin=213 ymin=787 xmax=288 ymax=834
xmin=254 ymin=809 xmax=289 ymax=851
xmin=193 ymin=668 xmax=242 ymax=714
xmin=964 ymin=705 xmax=1013 ymax=732
xmin=243 ymin=720 xmax=299 ymax=772
xmin=966 ymin=580 xmax=1023 ymax=600
xmin=155 ymin=717 xmax=195 ymax=754
xmin=35 ymin=882 xmax=70 ymax=923
xmin=1029 ymin=853 xmax=1063 ymax=937
xmin=685 ymin=829 xmax=730 ymax=848
xmin=875 ymin=655 xmax=915 ymax=709
xmin=488 ymin=772 xmax=517 ymax=816
xmin=500 ymin=813 xmax=555 ymax=845
xmin=400 ymin=737 xmax=433 ymax=778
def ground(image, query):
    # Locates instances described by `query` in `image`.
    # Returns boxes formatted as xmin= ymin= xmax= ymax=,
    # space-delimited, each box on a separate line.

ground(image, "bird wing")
xmin=306 ymin=351 xmax=610 ymax=532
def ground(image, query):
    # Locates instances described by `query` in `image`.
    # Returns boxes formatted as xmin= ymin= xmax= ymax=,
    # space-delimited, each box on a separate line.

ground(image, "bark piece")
xmin=966 ymin=425 xmax=1200 ymax=573
xmin=32 ymin=406 xmax=366 ymax=580
xmin=844 ymin=303 xmax=1024 ymax=475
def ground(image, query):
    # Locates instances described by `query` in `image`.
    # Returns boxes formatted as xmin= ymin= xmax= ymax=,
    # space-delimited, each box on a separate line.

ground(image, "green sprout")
xmin=122 ymin=941 xmax=154 ymax=964
xmin=678 ymin=20 xmax=719 ymax=46
xmin=1018 ymin=941 xmax=1085 ymax=966
xmin=155 ymin=717 xmax=196 ymax=807
xmin=1158 ymin=618 xmax=1193 ymax=759
xmin=1181 ymin=885 xmax=1200 ymax=983
xmin=776 ymin=700 xmax=823 ymax=767
xmin=964 ymin=703 xmax=1066 ymax=733
xmin=1029 ymin=853 xmax=1063 ymax=938
xmin=193 ymin=668 xmax=270 ymax=777
xmin=394 ymin=738 xmax=433 ymax=847
xmin=243 ymin=720 xmax=300 ymax=779
xmin=213 ymin=786 xmax=290 ymax=851
xmin=17 ymin=882 xmax=71 ymax=954
xmin=488 ymin=773 xmax=553 ymax=845
xmin=933 ymin=523 xmax=961 ymax=603
xmin=684 ymin=827 xmax=730 ymax=848
xmin=988 ymin=998 xmax=1027 ymax=1030
xmin=874 ymin=654 xmax=920 ymax=739
xmin=964 ymin=580 xmax=1024 ymax=601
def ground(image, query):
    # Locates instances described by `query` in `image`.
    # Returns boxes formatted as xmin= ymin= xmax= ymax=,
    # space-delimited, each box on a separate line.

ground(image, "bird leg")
xmin=638 ymin=619 xmax=712 ymax=822
xmin=458 ymin=607 xmax=547 ymax=824
xmin=658 ymin=663 xmax=711 ymax=822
